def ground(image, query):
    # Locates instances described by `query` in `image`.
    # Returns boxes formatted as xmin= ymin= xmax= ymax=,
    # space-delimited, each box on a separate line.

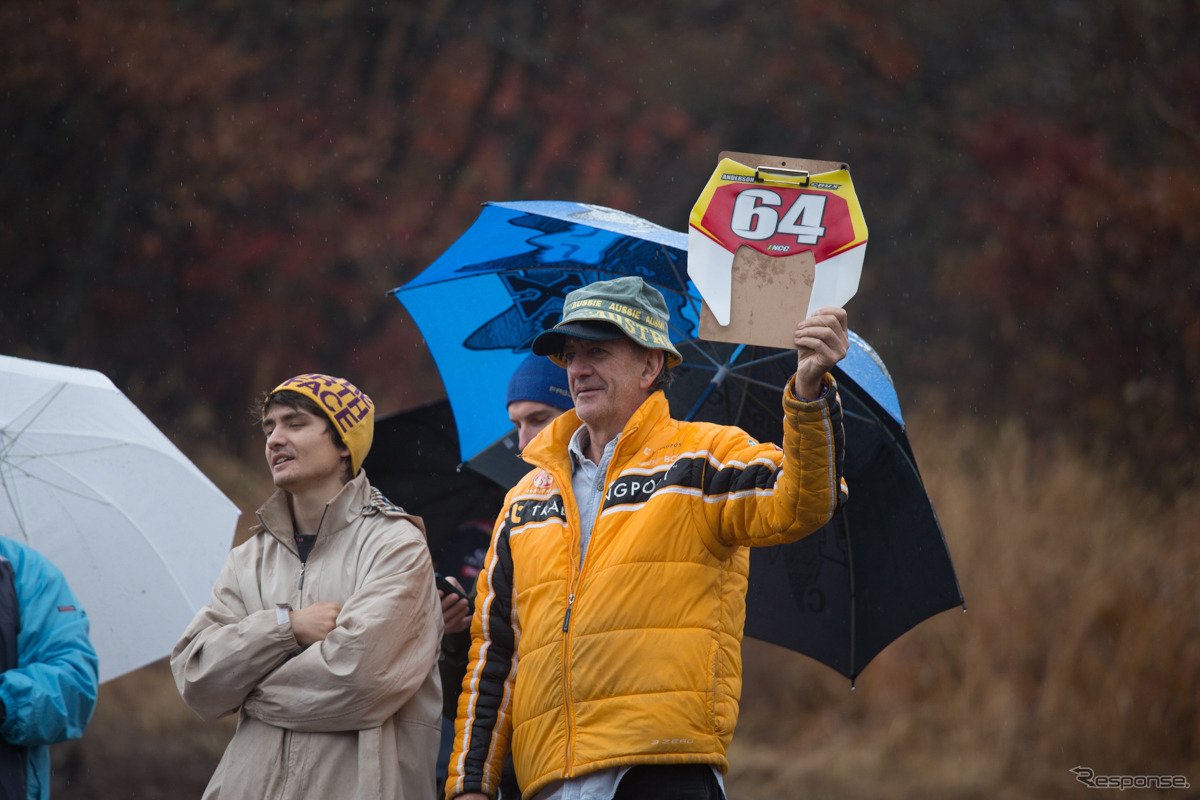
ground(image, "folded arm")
xmin=170 ymin=555 xmax=301 ymax=722
xmin=241 ymin=531 xmax=443 ymax=732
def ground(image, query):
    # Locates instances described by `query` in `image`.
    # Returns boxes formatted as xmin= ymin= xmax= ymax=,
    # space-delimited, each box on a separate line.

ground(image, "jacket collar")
xmin=525 ymin=391 xmax=672 ymax=475
xmin=253 ymin=470 xmax=373 ymax=542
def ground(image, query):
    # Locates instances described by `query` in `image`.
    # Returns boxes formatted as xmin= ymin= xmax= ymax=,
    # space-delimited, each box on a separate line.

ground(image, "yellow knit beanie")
xmin=265 ymin=374 xmax=374 ymax=476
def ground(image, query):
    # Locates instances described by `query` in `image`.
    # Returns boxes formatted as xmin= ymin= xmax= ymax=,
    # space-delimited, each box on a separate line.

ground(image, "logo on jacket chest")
xmin=508 ymin=495 xmax=566 ymax=527
xmin=602 ymin=466 xmax=677 ymax=509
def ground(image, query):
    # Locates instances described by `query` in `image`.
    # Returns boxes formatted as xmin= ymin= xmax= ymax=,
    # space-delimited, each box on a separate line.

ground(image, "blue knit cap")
xmin=506 ymin=354 xmax=573 ymax=411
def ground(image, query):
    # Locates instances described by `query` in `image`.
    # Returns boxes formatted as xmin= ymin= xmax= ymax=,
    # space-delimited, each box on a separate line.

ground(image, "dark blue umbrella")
xmin=707 ymin=331 xmax=965 ymax=683
xmin=390 ymin=200 xmax=962 ymax=681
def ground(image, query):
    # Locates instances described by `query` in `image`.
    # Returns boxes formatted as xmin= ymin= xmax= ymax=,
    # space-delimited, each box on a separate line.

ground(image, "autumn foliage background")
xmin=2 ymin=2 xmax=1198 ymax=798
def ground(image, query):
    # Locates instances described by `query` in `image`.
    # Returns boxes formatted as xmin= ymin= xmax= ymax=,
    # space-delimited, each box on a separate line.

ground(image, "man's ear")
xmin=640 ymin=349 xmax=665 ymax=391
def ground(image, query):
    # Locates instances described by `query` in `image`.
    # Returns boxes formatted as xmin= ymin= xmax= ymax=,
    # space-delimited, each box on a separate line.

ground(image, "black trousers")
xmin=612 ymin=764 xmax=725 ymax=800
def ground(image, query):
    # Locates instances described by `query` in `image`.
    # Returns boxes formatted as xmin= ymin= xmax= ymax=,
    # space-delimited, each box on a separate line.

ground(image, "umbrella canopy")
xmin=700 ymin=333 xmax=964 ymax=681
xmin=392 ymin=201 xmax=695 ymax=475
xmin=361 ymin=400 xmax=508 ymax=594
xmin=0 ymin=355 xmax=240 ymax=683
xmin=360 ymin=399 xmax=506 ymax=554
xmin=389 ymin=200 xmax=962 ymax=680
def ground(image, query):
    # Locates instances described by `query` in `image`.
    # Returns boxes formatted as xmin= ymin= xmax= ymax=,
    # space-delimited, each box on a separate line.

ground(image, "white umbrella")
xmin=0 ymin=354 xmax=239 ymax=683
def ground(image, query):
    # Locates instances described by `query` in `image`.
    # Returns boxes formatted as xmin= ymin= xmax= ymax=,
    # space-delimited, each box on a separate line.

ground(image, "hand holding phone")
xmin=436 ymin=573 xmax=469 ymax=604
xmin=437 ymin=573 xmax=473 ymax=634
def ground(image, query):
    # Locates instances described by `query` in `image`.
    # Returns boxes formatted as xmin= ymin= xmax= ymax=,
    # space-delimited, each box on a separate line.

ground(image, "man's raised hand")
xmin=794 ymin=306 xmax=849 ymax=400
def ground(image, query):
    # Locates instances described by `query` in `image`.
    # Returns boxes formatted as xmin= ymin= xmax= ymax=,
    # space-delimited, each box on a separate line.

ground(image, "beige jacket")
xmin=171 ymin=472 xmax=443 ymax=800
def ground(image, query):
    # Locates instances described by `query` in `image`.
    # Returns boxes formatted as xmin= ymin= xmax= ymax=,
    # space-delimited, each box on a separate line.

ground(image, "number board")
xmin=688 ymin=154 xmax=867 ymax=338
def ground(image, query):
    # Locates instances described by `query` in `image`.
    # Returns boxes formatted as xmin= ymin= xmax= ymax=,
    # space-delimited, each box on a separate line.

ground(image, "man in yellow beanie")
xmin=172 ymin=374 xmax=444 ymax=800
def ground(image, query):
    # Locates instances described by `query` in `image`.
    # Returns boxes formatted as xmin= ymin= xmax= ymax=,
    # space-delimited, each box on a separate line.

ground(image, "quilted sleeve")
xmin=700 ymin=373 xmax=847 ymax=552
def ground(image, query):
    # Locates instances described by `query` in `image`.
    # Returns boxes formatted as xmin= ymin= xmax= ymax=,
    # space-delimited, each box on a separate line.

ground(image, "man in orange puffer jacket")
xmin=447 ymin=277 xmax=848 ymax=800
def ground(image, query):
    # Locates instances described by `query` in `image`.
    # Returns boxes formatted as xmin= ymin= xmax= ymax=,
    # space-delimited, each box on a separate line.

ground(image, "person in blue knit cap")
xmin=505 ymin=353 xmax=574 ymax=450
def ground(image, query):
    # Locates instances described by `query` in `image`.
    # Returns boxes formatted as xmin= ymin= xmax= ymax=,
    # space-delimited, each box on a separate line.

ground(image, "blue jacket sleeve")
xmin=0 ymin=542 xmax=99 ymax=747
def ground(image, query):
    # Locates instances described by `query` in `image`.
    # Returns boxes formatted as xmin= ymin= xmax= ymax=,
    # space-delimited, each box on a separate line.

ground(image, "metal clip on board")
xmin=754 ymin=165 xmax=811 ymax=186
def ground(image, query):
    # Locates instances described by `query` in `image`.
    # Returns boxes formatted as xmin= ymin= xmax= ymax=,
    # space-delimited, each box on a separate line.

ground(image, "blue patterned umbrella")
xmin=392 ymin=201 xmax=695 ymax=473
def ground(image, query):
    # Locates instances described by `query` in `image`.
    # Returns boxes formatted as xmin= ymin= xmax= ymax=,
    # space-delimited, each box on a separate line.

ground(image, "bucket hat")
xmin=531 ymin=276 xmax=682 ymax=368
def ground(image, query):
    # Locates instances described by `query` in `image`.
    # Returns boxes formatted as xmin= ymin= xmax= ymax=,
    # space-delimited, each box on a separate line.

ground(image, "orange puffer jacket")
xmin=447 ymin=377 xmax=845 ymax=799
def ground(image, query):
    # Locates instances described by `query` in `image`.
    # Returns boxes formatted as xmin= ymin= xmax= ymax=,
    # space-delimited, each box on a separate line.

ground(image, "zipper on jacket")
xmin=562 ymin=422 xmax=638 ymax=777
xmin=294 ymin=504 xmax=332 ymax=595
xmin=256 ymin=514 xmax=313 ymax=598
xmin=561 ymin=586 xmax=576 ymax=776
xmin=562 ymin=593 xmax=575 ymax=632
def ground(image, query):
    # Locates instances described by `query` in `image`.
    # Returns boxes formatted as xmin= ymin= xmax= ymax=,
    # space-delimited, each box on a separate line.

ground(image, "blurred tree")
xmin=1 ymin=0 xmax=1196 ymax=485
xmin=929 ymin=3 xmax=1200 ymax=484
